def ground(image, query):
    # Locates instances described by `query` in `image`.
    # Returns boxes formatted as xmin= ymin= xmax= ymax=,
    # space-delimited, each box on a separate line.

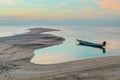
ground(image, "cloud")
xmin=0 ymin=7 xmax=118 ymax=20
xmin=0 ymin=0 xmax=16 ymax=5
xmin=53 ymin=3 xmax=68 ymax=9
xmin=97 ymin=0 xmax=120 ymax=11
xmin=0 ymin=0 xmax=119 ymax=20
xmin=0 ymin=8 xmax=53 ymax=20
xmin=77 ymin=0 xmax=88 ymax=2
xmin=0 ymin=0 xmax=23 ymax=5
xmin=54 ymin=6 xmax=59 ymax=9
xmin=77 ymin=0 xmax=120 ymax=11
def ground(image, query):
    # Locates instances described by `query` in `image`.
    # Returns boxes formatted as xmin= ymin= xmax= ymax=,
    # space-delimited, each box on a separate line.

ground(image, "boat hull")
xmin=76 ymin=39 xmax=104 ymax=48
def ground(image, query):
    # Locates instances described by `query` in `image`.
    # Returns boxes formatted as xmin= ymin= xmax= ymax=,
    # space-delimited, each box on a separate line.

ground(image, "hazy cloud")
xmin=97 ymin=0 xmax=120 ymax=11
xmin=0 ymin=0 xmax=16 ymax=5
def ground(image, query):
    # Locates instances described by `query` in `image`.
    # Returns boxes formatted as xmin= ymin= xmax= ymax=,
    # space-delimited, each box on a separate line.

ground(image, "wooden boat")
xmin=76 ymin=39 xmax=106 ymax=49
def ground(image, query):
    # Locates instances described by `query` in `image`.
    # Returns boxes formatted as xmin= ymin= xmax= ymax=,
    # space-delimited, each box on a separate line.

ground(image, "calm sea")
xmin=0 ymin=26 xmax=120 ymax=64
xmin=31 ymin=26 xmax=120 ymax=64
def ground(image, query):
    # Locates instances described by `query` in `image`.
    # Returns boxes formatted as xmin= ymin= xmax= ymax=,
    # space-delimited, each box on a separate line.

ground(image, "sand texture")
xmin=0 ymin=28 xmax=120 ymax=80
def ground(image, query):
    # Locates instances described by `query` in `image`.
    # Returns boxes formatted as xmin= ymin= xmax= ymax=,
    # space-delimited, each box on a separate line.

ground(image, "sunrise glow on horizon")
xmin=0 ymin=0 xmax=120 ymax=26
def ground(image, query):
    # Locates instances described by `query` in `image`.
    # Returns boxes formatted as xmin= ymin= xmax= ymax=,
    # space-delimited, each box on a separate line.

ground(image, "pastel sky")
xmin=0 ymin=0 xmax=120 ymax=26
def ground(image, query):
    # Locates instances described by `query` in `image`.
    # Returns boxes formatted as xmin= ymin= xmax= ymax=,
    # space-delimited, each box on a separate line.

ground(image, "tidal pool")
xmin=31 ymin=26 xmax=120 ymax=64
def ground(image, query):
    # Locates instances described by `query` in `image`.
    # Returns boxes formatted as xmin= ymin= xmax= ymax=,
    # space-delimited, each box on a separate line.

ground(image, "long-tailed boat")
xmin=76 ymin=39 xmax=106 ymax=49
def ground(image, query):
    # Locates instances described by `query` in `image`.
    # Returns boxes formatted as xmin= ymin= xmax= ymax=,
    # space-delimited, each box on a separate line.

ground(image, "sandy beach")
xmin=0 ymin=28 xmax=120 ymax=80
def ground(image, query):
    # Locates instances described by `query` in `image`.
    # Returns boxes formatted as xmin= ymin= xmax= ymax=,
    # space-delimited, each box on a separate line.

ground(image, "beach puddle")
xmin=31 ymin=26 xmax=120 ymax=64
xmin=31 ymin=43 xmax=109 ymax=64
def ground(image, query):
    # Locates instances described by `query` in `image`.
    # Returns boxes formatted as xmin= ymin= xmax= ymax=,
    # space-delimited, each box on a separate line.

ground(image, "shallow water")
xmin=0 ymin=26 xmax=30 ymax=37
xmin=0 ymin=26 xmax=119 ymax=64
xmin=31 ymin=26 xmax=120 ymax=64
xmin=0 ymin=26 xmax=42 ymax=37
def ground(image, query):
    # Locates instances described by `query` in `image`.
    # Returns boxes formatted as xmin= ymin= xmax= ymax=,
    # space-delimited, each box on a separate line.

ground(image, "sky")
xmin=0 ymin=0 xmax=120 ymax=26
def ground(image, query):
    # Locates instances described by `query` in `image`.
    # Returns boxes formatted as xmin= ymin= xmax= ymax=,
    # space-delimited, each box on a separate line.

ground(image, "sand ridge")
xmin=0 ymin=28 xmax=120 ymax=80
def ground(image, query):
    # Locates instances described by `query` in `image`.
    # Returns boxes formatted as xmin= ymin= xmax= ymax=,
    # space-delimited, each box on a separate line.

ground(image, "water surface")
xmin=0 ymin=26 xmax=119 ymax=64
xmin=31 ymin=26 xmax=120 ymax=64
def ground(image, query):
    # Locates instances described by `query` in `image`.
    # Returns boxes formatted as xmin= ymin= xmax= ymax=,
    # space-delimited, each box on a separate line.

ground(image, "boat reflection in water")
xmin=76 ymin=39 xmax=106 ymax=53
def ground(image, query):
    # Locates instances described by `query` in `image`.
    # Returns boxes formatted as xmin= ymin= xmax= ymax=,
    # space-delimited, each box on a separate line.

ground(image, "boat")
xmin=76 ymin=39 xmax=106 ymax=49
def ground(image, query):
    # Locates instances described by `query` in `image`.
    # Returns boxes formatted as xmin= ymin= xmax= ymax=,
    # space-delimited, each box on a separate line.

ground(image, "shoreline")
xmin=0 ymin=28 xmax=120 ymax=80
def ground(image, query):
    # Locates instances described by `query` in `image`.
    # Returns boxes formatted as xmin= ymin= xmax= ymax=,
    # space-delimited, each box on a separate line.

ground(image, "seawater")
xmin=31 ymin=26 xmax=120 ymax=64
xmin=0 ymin=26 xmax=119 ymax=64
xmin=0 ymin=26 xmax=30 ymax=37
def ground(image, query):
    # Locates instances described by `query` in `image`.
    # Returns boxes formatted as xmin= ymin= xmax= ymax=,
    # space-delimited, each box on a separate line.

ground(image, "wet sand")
xmin=0 ymin=28 xmax=120 ymax=80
